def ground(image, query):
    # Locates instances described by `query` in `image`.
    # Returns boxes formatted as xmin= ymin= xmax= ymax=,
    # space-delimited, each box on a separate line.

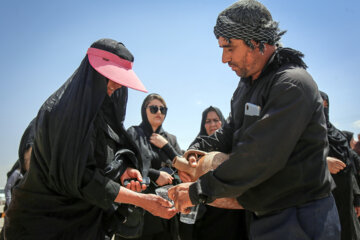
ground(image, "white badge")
xmin=245 ymin=102 xmax=261 ymax=116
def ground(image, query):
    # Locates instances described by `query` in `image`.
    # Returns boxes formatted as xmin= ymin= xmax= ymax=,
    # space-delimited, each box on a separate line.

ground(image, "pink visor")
xmin=87 ymin=47 xmax=147 ymax=92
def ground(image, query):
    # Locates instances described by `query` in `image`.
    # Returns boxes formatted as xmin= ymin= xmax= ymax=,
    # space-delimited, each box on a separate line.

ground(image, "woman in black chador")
xmin=3 ymin=39 xmax=176 ymax=240
xmin=186 ymin=106 xmax=248 ymax=240
xmin=0 ymin=119 xmax=36 ymax=240
xmin=320 ymin=91 xmax=360 ymax=240
xmin=122 ymin=93 xmax=183 ymax=240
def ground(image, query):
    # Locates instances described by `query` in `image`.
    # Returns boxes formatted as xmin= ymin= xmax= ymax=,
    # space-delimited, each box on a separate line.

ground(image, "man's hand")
xmin=156 ymin=171 xmax=174 ymax=186
xmin=187 ymin=154 xmax=198 ymax=167
xmin=168 ymin=182 xmax=194 ymax=213
xmin=120 ymin=167 xmax=147 ymax=192
xmin=139 ymin=194 xmax=178 ymax=219
xmin=150 ymin=133 xmax=168 ymax=148
xmin=209 ymin=198 xmax=244 ymax=209
xmin=326 ymin=157 xmax=346 ymax=174
xmin=178 ymin=154 xmax=198 ymax=182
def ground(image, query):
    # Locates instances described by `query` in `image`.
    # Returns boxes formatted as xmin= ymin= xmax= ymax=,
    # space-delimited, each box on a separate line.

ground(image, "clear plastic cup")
xmin=155 ymin=185 xmax=174 ymax=205
xmin=180 ymin=205 xmax=199 ymax=224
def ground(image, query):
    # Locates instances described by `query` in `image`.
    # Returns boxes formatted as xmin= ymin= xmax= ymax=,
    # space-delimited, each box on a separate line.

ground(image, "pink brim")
xmin=87 ymin=48 xmax=147 ymax=93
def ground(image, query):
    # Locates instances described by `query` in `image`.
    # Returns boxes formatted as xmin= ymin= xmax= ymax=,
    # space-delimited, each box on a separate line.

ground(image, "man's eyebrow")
xmin=219 ymin=41 xmax=232 ymax=48
xmin=219 ymin=44 xmax=231 ymax=48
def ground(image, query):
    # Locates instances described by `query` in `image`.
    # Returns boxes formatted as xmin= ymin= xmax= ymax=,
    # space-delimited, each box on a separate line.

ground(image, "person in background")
xmin=4 ymin=38 xmax=176 ymax=240
xmin=320 ymin=91 xmax=360 ymax=240
xmin=169 ymin=1 xmax=340 ymax=239
xmin=201 ymin=106 xmax=224 ymax=136
xmin=187 ymin=106 xmax=248 ymax=240
xmin=0 ymin=119 xmax=36 ymax=240
xmin=4 ymin=118 xmax=36 ymax=209
xmin=355 ymin=142 xmax=360 ymax=156
xmin=342 ymin=130 xmax=358 ymax=150
xmin=123 ymin=93 xmax=183 ymax=240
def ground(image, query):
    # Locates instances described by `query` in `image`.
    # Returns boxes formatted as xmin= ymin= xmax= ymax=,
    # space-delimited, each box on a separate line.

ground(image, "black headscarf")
xmin=214 ymin=0 xmax=286 ymax=52
xmin=4 ymin=39 xmax=139 ymax=240
xmin=320 ymin=91 xmax=351 ymax=167
xmin=31 ymin=39 xmax=129 ymax=199
xmin=342 ymin=130 xmax=354 ymax=145
xmin=17 ymin=118 xmax=36 ymax=174
xmin=6 ymin=118 xmax=36 ymax=178
xmin=139 ymin=93 xmax=167 ymax=138
xmin=198 ymin=106 xmax=225 ymax=136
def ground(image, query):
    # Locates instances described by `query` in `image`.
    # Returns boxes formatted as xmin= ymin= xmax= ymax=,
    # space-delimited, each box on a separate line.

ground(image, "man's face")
xmin=218 ymin=37 xmax=262 ymax=79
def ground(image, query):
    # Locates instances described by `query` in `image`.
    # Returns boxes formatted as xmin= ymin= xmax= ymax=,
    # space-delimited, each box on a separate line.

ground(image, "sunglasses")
xmin=148 ymin=105 xmax=167 ymax=115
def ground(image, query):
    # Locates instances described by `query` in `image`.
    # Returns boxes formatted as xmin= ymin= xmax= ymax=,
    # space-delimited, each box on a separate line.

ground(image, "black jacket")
xmin=5 ymin=53 xmax=139 ymax=239
xmin=127 ymin=98 xmax=182 ymax=183
xmin=126 ymin=97 xmax=182 ymax=236
xmin=189 ymin=48 xmax=333 ymax=215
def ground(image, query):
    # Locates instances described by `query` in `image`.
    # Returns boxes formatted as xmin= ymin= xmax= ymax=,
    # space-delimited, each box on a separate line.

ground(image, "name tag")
xmin=245 ymin=102 xmax=261 ymax=116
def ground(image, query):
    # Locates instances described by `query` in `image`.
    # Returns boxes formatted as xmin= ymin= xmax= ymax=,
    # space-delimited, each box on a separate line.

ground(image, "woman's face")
xmin=146 ymin=99 xmax=166 ymax=131
xmin=204 ymin=111 xmax=222 ymax=136
xmin=23 ymin=146 xmax=32 ymax=172
xmin=107 ymin=80 xmax=122 ymax=96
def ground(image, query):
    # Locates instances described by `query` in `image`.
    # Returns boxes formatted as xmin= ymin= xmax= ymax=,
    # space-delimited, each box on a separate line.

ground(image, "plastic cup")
xmin=155 ymin=185 xmax=174 ymax=205
xmin=180 ymin=205 xmax=199 ymax=224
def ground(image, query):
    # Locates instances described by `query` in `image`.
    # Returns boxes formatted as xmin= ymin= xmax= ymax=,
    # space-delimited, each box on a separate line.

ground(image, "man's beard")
xmin=230 ymin=64 xmax=248 ymax=78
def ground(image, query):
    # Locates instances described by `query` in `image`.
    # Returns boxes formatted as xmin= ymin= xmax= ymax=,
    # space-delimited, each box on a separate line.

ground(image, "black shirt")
xmin=189 ymin=48 xmax=333 ymax=215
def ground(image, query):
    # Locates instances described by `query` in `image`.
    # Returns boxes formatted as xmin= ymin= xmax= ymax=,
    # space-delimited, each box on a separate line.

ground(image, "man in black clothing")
xmin=169 ymin=1 xmax=340 ymax=239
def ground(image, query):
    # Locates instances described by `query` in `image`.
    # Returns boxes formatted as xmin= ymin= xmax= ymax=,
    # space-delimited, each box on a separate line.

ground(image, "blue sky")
xmin=0 ymin=0 xmax=359 ymax=187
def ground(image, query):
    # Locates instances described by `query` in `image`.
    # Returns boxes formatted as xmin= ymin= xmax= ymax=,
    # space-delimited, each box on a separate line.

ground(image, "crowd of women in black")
xmin=2 ymin=37 xmax=360 ymax=240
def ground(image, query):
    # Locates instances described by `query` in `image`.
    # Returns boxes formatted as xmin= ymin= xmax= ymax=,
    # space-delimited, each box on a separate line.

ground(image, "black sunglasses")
xmin=148 ymin=105 xmax=167 ymax=115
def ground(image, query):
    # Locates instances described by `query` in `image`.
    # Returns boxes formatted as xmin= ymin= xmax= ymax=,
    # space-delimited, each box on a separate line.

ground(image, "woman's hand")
xmin=139 ymin=194 xmax=178 ymax=219
xmin=326 ymin=157 xmax=346 ymax=174
xmin=156 ymin=171 xmax=174 ymax=186
xmin=120 ymin=167 xmax=147 ymax=192
xmin=150 ymin=133 xmax=168 ymax=148
xmin=114 ymin=189 xmax=177 ymax=219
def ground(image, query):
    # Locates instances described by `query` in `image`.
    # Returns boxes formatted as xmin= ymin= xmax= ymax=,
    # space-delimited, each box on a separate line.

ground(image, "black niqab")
xmin=5 ymin=39 xmax=135 ymax=239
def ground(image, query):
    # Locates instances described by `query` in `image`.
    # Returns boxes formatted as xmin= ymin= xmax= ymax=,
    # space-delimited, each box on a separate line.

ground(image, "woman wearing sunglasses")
xmin=122 ymin=93 xmax=183 ymax=240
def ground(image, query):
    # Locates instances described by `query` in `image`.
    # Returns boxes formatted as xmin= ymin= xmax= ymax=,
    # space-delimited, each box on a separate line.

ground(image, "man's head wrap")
xmin=214 ymin=0 xmax=286 ymax=52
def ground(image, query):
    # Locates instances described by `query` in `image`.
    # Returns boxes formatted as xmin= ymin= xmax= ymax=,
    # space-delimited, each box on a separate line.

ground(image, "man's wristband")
xmin=189 ymin=181 xmax=208 ymax=205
